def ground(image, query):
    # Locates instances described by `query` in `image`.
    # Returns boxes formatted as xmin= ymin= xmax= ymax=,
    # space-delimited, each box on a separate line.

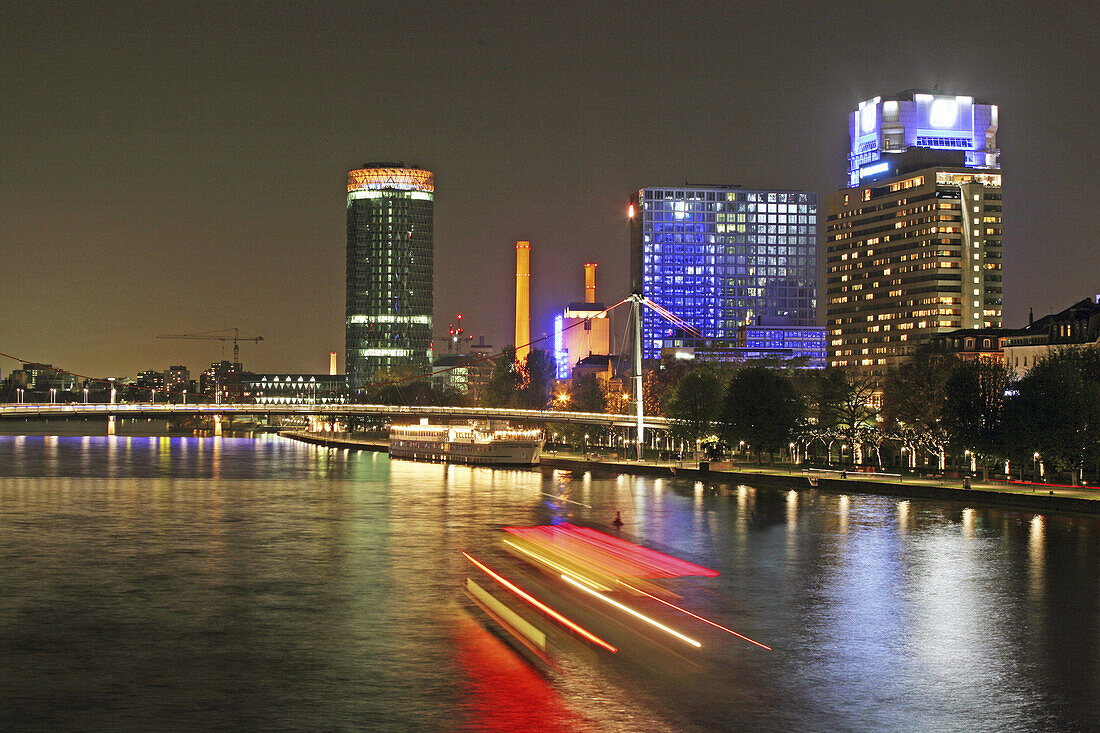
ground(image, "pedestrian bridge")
xmin=0 ymin=402 xmax=671 ymax=431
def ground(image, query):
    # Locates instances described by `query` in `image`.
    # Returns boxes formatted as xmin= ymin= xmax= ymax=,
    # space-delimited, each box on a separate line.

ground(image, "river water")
xmin=0 ymin=434 xmax=1097 ymax=731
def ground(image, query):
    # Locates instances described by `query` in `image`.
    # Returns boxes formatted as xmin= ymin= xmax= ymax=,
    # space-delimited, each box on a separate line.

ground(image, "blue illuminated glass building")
xmin=629 ymin=186 xmax=820 ymax=362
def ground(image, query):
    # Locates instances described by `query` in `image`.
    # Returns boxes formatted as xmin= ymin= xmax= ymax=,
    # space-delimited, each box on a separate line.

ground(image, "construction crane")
xmin=157 ymin=328 xmax=264 ymax=365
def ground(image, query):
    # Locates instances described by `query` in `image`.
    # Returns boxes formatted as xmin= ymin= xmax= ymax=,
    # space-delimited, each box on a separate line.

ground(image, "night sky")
xmin=3 ymin=2 xmax=1097 ymax=378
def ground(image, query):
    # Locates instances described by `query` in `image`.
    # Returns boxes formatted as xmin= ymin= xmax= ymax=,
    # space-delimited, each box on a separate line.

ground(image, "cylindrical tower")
xmin=515 ymin=240 xmax=531 ymax=363
xmin=329 ymin=351 xmax=337 ymax=376
xmin=584 ymin=262 xmax=597 ymax=304
xmin=345 ymin=164 xmax=434 ymax=389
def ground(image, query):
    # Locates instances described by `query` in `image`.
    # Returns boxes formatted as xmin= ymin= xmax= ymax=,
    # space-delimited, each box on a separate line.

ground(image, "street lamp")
xmin=16 ymin=388 xmax=23 ymax=404
xmin=83 ymin=387 xmax=88 ymax=403
xmin=110 ymin=386 xmax=117 ymax=404
xmin=50 ymin=388 xmax=56 ymax=403
xmin=964 ymin=449 xmax=976 ymax=474
xmin=151 ymin=389 xmax=156 ymax=404
xmin=183 ymin=390 xmax=187 ymax=405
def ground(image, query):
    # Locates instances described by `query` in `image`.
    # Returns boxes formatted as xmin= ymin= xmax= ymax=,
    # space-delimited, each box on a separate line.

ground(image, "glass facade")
xmin=630 ymin=187 xmax=818 ymax=360
xmin=345 ymin=166 xmax=434 ymax=389
xmin=743 ymin=326 xmax=827 ymax=363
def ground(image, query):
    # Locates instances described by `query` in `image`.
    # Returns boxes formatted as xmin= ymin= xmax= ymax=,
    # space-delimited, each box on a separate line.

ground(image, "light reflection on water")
xmin=0 ymin=435 xmax=1097 ymax=731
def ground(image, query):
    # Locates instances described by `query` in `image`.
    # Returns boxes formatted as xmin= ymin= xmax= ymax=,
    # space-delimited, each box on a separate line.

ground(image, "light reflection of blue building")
xmin=848 ymin=90 xmax=999 ymax=187
xmin=629 ymin=186 xmax=819 ymax=361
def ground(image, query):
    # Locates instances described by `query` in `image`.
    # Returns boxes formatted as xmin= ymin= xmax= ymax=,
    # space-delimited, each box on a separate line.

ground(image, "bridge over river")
xmin=0 ymin=403 xmax=671 ymax=436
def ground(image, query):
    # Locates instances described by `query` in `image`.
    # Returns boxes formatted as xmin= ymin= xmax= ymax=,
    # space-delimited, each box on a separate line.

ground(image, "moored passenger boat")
xmin=388 ymin=423 xmax=544 ymax=465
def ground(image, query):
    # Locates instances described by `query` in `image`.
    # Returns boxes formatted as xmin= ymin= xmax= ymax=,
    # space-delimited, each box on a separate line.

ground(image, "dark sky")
xmin=2 ymin=1 xmax=1097 ymax=377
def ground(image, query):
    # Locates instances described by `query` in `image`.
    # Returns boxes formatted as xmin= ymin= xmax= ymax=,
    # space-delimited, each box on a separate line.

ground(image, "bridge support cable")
xmin=631 ymin=293 xmax=645 ymax=460
xmin=628 ymin=294 xmax=708 ymax=460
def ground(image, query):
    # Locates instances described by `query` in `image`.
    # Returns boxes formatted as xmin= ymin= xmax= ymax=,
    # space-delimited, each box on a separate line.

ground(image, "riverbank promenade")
xmin=279 ymin=430 xmax=1100 ymax=514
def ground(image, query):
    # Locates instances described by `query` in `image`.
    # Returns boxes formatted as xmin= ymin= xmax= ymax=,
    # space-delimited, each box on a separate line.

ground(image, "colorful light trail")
xmin=462 ymin=552 xmax=618 ymax=653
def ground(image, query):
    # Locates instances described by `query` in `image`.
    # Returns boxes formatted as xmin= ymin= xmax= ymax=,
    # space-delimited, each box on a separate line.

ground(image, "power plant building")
xmin=553 ymin=263 xmax=611 ymax=379
xmin=345 ymin=164 xmax=434 ymax=389
xmin=826 ymin=91 xmax=1002 ymax=374
xmin=629 ymin=185 xmax=820 ymax=361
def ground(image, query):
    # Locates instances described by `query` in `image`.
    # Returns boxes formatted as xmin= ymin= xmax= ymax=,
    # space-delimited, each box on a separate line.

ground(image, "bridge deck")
xmin=0 ymin=403 xmax=671 ymax=430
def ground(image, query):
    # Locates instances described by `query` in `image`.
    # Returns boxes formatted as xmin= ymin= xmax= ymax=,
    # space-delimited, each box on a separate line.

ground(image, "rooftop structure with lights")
xmin=827 ymin=91 xmax=1003 ymax=375
xmin=346 ymin=163 xmax=434 ymax=388
xmin=847 ymin=90 xmax=999 ymax=187
xmin=629 ymin=186 xmax=818 ymax=361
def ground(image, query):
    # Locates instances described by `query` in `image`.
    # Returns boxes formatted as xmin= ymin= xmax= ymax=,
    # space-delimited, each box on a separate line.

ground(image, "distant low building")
xmin=571 ymin=354 xmax=619 ymax=383
xmin=243 ymin=374 xmax=346 ymax=404
xmin=431 ymin=354 xmax=493 ymax=399
xmin=10 ymin=363 xmax=76 ymax=391
xmin=1002 ymin=296 xmax=1100 ymax=378
xmin=929 ymin=327 xmax=1009 ymax=362
xmin=432 ymin=354 xmax=470 ymax=394
xmin=136 ymin=370 xmax=165 ymax=389
xmin=659 ymin=325 xmax=826 ymax=368
xmin=199 ymin=361 xmax=242 ymax=401
xmin=164 ymin=365 xmax=190 ymax=392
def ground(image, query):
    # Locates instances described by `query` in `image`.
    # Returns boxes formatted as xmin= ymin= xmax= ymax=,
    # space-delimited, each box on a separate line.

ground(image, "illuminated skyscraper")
xmin=629 ymin=186 xmax=820 ymax=361
xmin=826 ymin=91 xmax=1002 ymax=375
xmin=345 ymin=164 xmax=434 ymax=389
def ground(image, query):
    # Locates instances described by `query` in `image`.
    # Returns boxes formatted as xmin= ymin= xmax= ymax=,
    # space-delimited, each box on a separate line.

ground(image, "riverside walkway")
xmin=279 ymin=430 xmax=1100 ymax=515
xmin=541 ymin=453 xmax=1100 ymax=513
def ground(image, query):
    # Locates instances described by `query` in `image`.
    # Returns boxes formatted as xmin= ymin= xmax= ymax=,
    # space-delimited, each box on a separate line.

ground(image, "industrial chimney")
xmin=515 ymin=241 xmax=531 ymax=363
xmin=329 ymin=351 xmax=337 ymax=376
xmin=584 ymin=263 xmax=597 ymax=304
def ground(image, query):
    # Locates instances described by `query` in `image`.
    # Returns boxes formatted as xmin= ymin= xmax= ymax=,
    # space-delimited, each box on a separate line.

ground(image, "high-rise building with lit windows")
xmin=629 ymin=186 xmax=820 ymax=362
xmin=345 ymin=164 xmax=434 ymax=388
xmin=826 ymin=91 xmax=1002 ymax=375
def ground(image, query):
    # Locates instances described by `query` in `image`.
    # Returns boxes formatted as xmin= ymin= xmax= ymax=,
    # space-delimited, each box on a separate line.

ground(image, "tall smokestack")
xmin=584 ymin=262 xmax=597 ymax=304
xmin=329 ymin=351 xmax=337 ymax=376
xmin=515 ymin=240 xmax=531 ymax=363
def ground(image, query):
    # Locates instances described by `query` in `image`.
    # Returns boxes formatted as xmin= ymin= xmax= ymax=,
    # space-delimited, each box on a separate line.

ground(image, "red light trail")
xmin=462 ymin=552 xmax=618 ymax=654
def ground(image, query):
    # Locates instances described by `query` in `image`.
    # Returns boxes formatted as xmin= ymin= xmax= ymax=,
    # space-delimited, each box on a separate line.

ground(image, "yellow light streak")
xmin=502 ymin=539 xmax=610 ymax=591
xmin=559 ymin=574 xmax=702 ymax=648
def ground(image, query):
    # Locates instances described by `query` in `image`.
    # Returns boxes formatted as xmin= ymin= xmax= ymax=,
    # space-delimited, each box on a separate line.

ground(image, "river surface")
xmin=0 ymin=434 xmax=1097 ymax=731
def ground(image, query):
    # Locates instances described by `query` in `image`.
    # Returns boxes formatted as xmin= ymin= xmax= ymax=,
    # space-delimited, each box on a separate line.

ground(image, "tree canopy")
xmin=1003 ymin=348 xmax=1100 ymax=483
xmin=881 ymin=348 xmax=959 ymax=431
xmin=940 ymin=358 xmax=1012 ymax=458
xmin=483 ymin=346 xmax=521 ymax=408
xmin=516 ymin=349 xmax=555 ymax=409
xmin=666 ymin=367 xmax=723 ymax=448
xmin=721 ymin=366 xmax=804 ymax=458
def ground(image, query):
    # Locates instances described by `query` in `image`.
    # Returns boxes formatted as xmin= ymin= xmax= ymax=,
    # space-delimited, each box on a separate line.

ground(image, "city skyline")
xmin=3 ymin=2 xmax=1098 ymax=376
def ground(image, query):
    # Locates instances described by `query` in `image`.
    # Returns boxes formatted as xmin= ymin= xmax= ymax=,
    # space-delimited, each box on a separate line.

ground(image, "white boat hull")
xmin=389 ymin=437 xmax=543 ymax=465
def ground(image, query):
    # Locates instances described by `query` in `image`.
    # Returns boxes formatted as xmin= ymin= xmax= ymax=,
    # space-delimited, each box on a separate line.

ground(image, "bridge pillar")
xmin=107 ymin=415 xmax=116 ymax=436
xmin=214 ymin=415 xmax=223 ymax=437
